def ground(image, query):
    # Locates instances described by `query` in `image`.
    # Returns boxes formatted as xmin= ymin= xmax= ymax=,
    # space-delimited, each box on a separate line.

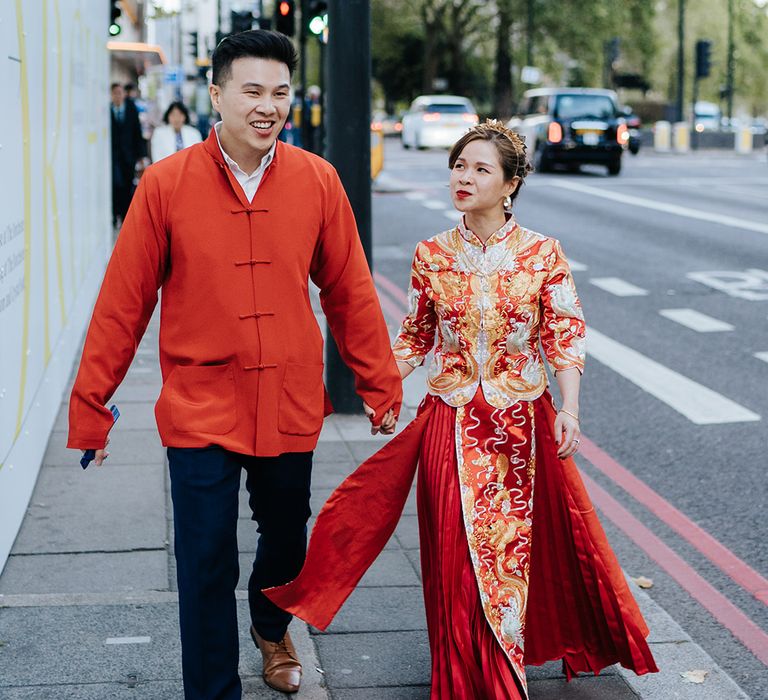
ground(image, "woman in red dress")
xmin=266 ymin=121 xmax=658 ymax=698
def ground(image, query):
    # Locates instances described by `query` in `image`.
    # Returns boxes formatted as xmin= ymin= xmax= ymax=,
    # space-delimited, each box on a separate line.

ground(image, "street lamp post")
xmin=324 ymin=0 xmax=372 ymax=413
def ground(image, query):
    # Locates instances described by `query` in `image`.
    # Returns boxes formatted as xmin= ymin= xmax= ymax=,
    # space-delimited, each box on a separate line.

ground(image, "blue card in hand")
xmin=80 ymin=405 xmax=120 ymax=469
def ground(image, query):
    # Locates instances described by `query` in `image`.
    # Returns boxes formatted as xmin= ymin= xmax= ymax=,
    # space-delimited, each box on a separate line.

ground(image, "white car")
xmin=401 ymin=95 xmax=478 ymax=149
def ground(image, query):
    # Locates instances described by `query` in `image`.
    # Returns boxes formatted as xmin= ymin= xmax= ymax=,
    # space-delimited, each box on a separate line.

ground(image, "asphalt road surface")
xmin=370 ymin=138 xmax=768 ymax=699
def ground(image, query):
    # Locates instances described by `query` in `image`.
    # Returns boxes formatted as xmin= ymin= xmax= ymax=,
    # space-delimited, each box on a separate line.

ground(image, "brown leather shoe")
xmin=250 ymin=626 xmax=302 ymax=693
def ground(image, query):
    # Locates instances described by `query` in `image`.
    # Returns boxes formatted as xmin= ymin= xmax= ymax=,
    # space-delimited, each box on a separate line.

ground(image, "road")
xmin=370 ymin=139 xmax=768 ymax=699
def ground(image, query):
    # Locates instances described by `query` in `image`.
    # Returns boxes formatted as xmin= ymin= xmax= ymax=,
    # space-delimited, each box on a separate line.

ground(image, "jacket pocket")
xmin=278 ymin=362 xmax=324 ymax=436
xmin=169 ymin=364 xmax=237 ymax=434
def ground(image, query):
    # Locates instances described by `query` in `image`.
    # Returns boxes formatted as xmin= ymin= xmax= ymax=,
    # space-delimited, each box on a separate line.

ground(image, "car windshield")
xmin=424 ymin=103 xmax=473 ymax=113
xmin=554 ymin=95 xmax=616 ymax=120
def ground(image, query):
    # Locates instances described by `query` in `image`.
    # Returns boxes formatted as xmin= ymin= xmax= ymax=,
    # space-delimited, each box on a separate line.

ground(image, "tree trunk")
xmin=493 ymin=0 xmax=515 ymax=118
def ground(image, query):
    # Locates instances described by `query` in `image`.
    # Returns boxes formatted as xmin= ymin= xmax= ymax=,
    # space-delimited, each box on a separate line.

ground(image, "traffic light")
xmin=231 ymin=10 xmax=254 ymax=34
xmin=109 ymin=0 xmax=121 ymax=36
xmin=307 ymin=0 xmax=328 ymax=36
xmin=187 ymin=31 xmax=198 ymax=60
xmin=695 ymin=39 xmax=712 ymax=79
xmin=275 ymin=1 xmax=295 ymax=37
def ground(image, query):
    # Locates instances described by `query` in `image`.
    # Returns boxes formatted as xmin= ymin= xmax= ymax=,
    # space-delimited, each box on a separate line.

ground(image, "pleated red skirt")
xmin=418 ymin=396 xmax=526 ymax=699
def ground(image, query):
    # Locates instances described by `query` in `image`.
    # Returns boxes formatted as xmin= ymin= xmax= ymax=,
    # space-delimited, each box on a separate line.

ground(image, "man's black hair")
xmin=212 ymin=30 xmax=297 ymax=86
xmin=110 ymin=82 xmax=122 ymax=91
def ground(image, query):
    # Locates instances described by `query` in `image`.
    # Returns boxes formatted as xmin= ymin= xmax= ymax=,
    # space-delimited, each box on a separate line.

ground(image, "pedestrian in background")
xmin=110 ymin=82 xmax=146 ymax=227
xmin=69 ymin=31 xmax=400 ymax=699
xmin=151 ymin=101 xmax=202 ymax=163
xmin=266 ymin=120 xmax=658 ymax=699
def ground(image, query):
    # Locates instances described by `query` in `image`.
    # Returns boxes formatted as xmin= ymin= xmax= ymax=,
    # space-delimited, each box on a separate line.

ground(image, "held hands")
xmin=554 ymin=409 xmax=580 ymax=460
xmin=81 ymin=437 xmax=110 ymax=467
xmin=363 ymin=402 xmax=398 ymax=436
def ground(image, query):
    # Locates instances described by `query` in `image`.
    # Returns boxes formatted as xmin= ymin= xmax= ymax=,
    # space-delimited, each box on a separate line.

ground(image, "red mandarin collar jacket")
xmin=68 ymin=132 xmax=402 ymax=456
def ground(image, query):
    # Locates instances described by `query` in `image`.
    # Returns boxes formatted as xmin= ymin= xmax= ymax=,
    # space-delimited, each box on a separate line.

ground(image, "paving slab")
xmin=526 ymin=660 xmax=618 ymax=682
xmin=321 ymin=586 xmax=426 ymax=634
xmin=394 ymin=514 xmax=420 ymax=550
xmin=357 ymin=550 xmax=421 ymax=587
xmin=313 ymin=630 xmax=431 ymax=688
xmin=0 ymin=551 xmax=168 ymax=595
xmin=11 ymin=463 xmax=167 ymax=554
xmin=0 ymin=601 xmax=323 ymax=700
xmin=332 ymin=688 xmax=430 ymax=700
xmin=528 ymin=675 xmax=638 ymax=699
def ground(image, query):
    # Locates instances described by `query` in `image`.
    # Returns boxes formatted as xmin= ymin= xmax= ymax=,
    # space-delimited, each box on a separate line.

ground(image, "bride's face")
xmin=449 ymin=139 xmax=518 ymax=215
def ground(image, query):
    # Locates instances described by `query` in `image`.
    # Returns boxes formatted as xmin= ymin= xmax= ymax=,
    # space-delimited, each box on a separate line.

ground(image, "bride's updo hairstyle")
xmin=448 ymin=119 xmax=534 ymax=206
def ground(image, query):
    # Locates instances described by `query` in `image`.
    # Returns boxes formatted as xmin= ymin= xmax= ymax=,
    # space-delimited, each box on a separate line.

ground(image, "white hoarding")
xmin=0 ymin=1 xmax=111 ymax=568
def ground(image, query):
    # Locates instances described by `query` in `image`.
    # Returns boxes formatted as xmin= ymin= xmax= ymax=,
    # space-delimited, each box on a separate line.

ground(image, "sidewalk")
xmin=0 ymin=309 xmax=750 ymax=699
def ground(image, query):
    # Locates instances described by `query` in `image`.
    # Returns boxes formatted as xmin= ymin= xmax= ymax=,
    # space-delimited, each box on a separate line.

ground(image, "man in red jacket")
xmin=69 ymin=30 xmax=401 ymax=699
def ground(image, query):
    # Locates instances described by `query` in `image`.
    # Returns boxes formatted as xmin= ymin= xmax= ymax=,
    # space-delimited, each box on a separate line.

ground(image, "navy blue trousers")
xmin=168 ymin=447 xmax=312 ymax=700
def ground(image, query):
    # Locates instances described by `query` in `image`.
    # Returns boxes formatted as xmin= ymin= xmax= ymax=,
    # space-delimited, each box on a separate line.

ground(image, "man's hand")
xmin=81 ymin=437 xmax=110 ymax=467
xmin=363 ymin=403 xmax=397 ymax=435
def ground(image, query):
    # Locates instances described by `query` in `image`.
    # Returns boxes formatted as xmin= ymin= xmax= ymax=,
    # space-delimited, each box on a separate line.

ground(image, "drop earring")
xmin=503 ymin=195 xmax=512 ymax=209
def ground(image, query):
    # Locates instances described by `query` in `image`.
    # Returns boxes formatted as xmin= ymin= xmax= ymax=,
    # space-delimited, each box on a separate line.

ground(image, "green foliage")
xmin=371 ymin=0 xmax=766 ymax=116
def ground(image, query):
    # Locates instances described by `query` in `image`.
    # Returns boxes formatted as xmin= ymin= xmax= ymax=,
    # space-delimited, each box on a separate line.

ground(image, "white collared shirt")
xmin=214 ymin=121 xmax=277 ymax=203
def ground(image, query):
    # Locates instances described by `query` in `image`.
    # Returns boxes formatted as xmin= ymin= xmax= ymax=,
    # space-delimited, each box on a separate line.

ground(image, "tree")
xmin=493 ymin=0 xmax=515 ymax=118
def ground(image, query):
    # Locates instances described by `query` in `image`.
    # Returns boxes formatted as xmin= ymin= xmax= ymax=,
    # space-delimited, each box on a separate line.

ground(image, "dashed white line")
xmin=590 ymin=277 xmax=648 ymax=297
xmin=568 ymin=259 xmax=588 ymax=272
xmin=106 ymin=636 xmax=151 ymax=645
xmin=422 ymin=199 xmax=447 ymax=210
xmin=659 ymin=308 xmax=734 ymax=333
xmin=548 ymin=180 xmax=768 ymax=236
xmin=587 ymin=326 xmax=759 ymax=425
xmin=443 ymin=209 xmax=460 ymax=221
xmin=404 ymin=192 xmax=427 ymax=201
xmin=754 ymin=352 xmax=768 ymax=364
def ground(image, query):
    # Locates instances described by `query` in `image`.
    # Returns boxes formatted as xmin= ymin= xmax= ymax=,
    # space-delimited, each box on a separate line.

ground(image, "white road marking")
xmin=659 ymin=308 xmax=734 ymax=332
xmin=568 ymin=259 xmax=588 ymax=272
xmin=754 ymin=352 xmax=768 ymax=364
xmin=687 ymin=269 xmax=768 ymax=301
xmin=422 ymin=199 xmax=447 ymax=210
xmin=590 ymin=277 xmax=648 ymax=297
xmin=404 ymin=192 xmax=427 ymax=201
xmin=443 ymin=209 xmax=461 ymax=221
xmin=587 ymin=326 xmax=760 ymax=424
xmin=106 ymin=636 xmax=151 ymax=645
xmin=548 ymin=180 xmax=768 ymax=236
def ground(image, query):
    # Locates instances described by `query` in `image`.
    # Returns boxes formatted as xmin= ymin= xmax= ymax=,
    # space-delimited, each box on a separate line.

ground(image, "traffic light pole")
xmin=299 ymin=0 xmax=311 ymax=149
xmin=675 ymin=0 xmax=685 ymax=124
xmin=324 ymin=0 xmax=372 ymax=413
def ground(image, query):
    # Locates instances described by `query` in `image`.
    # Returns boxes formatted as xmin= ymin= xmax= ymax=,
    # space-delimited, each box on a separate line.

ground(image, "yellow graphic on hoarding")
xmin=15 ymin=0 xmax=32 ymax=438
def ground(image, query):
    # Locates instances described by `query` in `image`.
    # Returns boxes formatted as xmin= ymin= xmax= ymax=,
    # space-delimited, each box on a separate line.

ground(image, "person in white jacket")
xmin=151 ymin=101 xmax=202 ymax=162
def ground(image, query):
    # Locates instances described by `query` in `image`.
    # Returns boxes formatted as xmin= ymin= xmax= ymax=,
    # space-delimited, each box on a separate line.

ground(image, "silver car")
xmin=401 ymin=95 xmax=478 ymax=149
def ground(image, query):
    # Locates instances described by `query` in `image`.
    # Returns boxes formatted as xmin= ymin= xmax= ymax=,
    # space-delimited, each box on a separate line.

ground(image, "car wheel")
xmin=534 ymin=144 xmax=551 ymax=173
xmin=607 ymin=157 xmax=622 ymax=176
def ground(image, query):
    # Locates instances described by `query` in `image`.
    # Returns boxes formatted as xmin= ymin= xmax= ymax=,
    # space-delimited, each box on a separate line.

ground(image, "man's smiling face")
xmin=210 ymin=57 xmax=291 ymax=167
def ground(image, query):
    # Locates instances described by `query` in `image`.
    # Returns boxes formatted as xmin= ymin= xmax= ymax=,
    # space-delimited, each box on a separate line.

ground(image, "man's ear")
xmin=209 ymin=83 xmax=220 ymax=111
